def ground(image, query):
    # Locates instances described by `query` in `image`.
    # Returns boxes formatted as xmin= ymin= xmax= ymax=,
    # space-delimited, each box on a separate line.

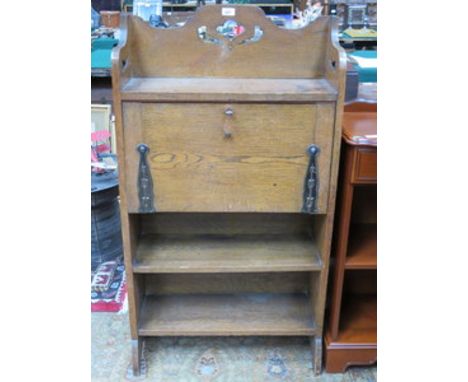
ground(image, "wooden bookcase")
xmin=112 ymin=6 xmax=345 ymax=377
xmin=325 ymin=110 xmax=377 ymax=372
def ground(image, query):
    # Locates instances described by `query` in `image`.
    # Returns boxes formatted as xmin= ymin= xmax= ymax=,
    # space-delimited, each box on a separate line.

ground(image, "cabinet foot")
xmin=127 ymin=338 xmax=147 ymax=379
xmin=324 ymin=334 xmax=376 ymax=373
xmin=310 ymin=336 xmax=323 ymax=375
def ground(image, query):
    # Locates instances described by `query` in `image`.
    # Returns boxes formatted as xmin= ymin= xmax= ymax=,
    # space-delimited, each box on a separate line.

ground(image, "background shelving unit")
xmin=123 ymin=1 xmax=294 ymax=17
xmin=325 ymin=110 xmax=377 ymax=372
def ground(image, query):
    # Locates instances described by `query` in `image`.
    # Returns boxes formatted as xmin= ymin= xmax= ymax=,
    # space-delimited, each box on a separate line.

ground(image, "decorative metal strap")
xmin=136 ymin=144 xmax=155 ymax=213
xmin=302 ymin=145 xmax=320 ymax=214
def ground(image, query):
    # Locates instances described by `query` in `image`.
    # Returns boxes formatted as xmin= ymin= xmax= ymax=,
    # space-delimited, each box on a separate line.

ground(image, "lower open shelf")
xmin=138 ymin=293 xmax=316 ymax=336
xmin=325 ymin=294 xmax=377 ymax=372
xmin=336 ymin=294 xmax=376 ymax=345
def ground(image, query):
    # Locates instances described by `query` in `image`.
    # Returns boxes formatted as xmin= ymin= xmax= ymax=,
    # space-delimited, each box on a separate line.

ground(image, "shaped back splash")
xmin=122 ymin=5 xmax=334 ymax=78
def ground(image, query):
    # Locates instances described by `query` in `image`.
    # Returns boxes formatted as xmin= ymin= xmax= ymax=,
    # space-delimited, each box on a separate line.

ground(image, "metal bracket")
xmin=136 ymin=144 xmax=155 ymax=213
xmin=302 ymin=145 xmax=320 ymax=214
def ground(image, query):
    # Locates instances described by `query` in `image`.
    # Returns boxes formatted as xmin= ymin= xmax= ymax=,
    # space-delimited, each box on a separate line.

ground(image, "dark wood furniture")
xmin=324 ymin=110 xmax=377 ymax=372
xmin=112 ymin=6 xmax=346 ymax=377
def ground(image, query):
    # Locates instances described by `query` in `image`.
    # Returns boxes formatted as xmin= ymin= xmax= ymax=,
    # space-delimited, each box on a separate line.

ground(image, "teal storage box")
xmin=348 ymin=50 xmax=377 ymax=83
xmin=92 ymin=37 xmax=118 ymax=70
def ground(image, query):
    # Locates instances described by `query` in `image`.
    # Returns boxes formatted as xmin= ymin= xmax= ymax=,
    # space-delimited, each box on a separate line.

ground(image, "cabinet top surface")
xmin=342 ymin=112 xmax=377 ymax=147
xmin=121 ymin=77 xmax=338 ymax=102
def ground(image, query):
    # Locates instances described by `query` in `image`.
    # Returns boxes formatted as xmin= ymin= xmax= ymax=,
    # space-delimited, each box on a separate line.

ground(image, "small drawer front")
xmin=123 ymin=102 xmax=335 ymax=213
xmin=351 ymin=147 xmax=377 ymax=184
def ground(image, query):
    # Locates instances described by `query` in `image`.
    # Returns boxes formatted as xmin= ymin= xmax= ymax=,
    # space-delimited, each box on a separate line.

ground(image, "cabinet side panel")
xmin=311 ymin=16 xmax=347 ymax=335
xmin=112 ymin=59 xmax=144 ymax=338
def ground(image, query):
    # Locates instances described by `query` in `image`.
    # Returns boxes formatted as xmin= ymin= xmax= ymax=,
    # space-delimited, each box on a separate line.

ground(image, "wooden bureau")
xmin=112 ymin=6 xmax=346 ymax=376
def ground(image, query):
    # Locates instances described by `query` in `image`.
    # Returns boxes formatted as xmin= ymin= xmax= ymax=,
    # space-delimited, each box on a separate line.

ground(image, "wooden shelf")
xmin=121 ymin=78 xmax=338 ymax=102
xmin=134 ymin=234 xmax=322 ymax=273
xmin=345 ymin=223 xmax=377 ymax=270
xmin=336 ymin=294 xmax=376 ymax=345
xmin=138 ymin=293 xmax=316 ymax=336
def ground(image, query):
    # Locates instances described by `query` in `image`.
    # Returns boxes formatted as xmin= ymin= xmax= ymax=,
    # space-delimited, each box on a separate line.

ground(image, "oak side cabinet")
xmin=325 ymin=111 xmax=377 ymax=372
xmin=111 ymin=6 xmax=346 ymax=377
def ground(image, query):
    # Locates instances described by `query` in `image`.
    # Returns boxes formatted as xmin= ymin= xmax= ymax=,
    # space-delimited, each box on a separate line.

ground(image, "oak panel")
xmin=139 ymin=213 xmax=314 ymax=235
xmin=121 ymin=77 xmax=338 ymax=102
xmin=144 ymin=272 xmax=310 ymax=295
xmin=123 ymin=102 xmax=334 ymax=213
xmin=139 ymin=293 xmax=316 ymax=336
xmin=134 ymin=233 xmax=322 ymax=273
xmin=125 ymin=8 xmax=330 ymax=79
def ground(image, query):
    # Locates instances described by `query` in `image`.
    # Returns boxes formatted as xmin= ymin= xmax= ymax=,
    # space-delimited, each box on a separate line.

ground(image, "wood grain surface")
xmin=144 ymin=272 xmax=311 ymax=295
xmin=139 ymin=213 xmax=314 ymax=235
xmin=134 ymin=233 xmax=322 ymax=273
xmin=111 ymin=7 xmax=347 ymax=376
xmin=342 ymin=112 xmax=377 ymax=146
xmin=345 ymin=223 xmax=377 ymax=269
xmin=123 ymin=102 xmax=334 ymax=213
xmin=123 ymin=8 xmax=331 ymax=79
xmin=121 ymin=78 xmax=338 ymax=102
xmin=138 ymin=293 xmax=316 ymax=336
xmin=351 ymin=148 xmax=377 ymax=184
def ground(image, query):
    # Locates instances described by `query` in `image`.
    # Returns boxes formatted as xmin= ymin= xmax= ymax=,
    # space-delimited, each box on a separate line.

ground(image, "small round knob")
xmin=137 ymin=144 xmax=149 ymax=154
xmin=224 ymin=108 xmax=234 ymax=117
xmin=307 ymin=145 xmax=320 ymax=156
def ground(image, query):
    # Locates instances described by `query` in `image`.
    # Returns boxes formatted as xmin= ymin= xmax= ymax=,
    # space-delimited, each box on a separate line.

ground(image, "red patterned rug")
xmin=91 ymin=259 xmax=127 ymax=312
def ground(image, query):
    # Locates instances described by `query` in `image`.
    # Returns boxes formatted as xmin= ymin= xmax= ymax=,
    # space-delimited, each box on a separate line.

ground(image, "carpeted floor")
xmin=92 ymin=313 xmax=376 ymax=381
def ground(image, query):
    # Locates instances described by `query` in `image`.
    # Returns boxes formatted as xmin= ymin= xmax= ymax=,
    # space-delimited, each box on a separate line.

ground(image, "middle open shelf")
xmin=134 ymin=233 xmax=322 ymax=273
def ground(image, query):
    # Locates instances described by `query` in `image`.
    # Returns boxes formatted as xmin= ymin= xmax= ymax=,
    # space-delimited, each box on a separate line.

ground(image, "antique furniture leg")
xmin=130 ymin=338 xmax=144 ymax=377
xmin=311 ymin=336 xmax=323 ymax=375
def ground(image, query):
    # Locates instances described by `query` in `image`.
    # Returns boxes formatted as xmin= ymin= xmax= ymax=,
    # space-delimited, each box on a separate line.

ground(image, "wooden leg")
xmin=310 ymin=336 xmax=323 ymax=376
xmin=128 ymin=337 xmax=146 ymax=378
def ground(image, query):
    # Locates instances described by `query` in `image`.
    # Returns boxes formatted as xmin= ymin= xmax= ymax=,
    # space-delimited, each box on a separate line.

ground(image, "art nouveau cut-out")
xmin=198 ymin=19 xmax=263 ymax=48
